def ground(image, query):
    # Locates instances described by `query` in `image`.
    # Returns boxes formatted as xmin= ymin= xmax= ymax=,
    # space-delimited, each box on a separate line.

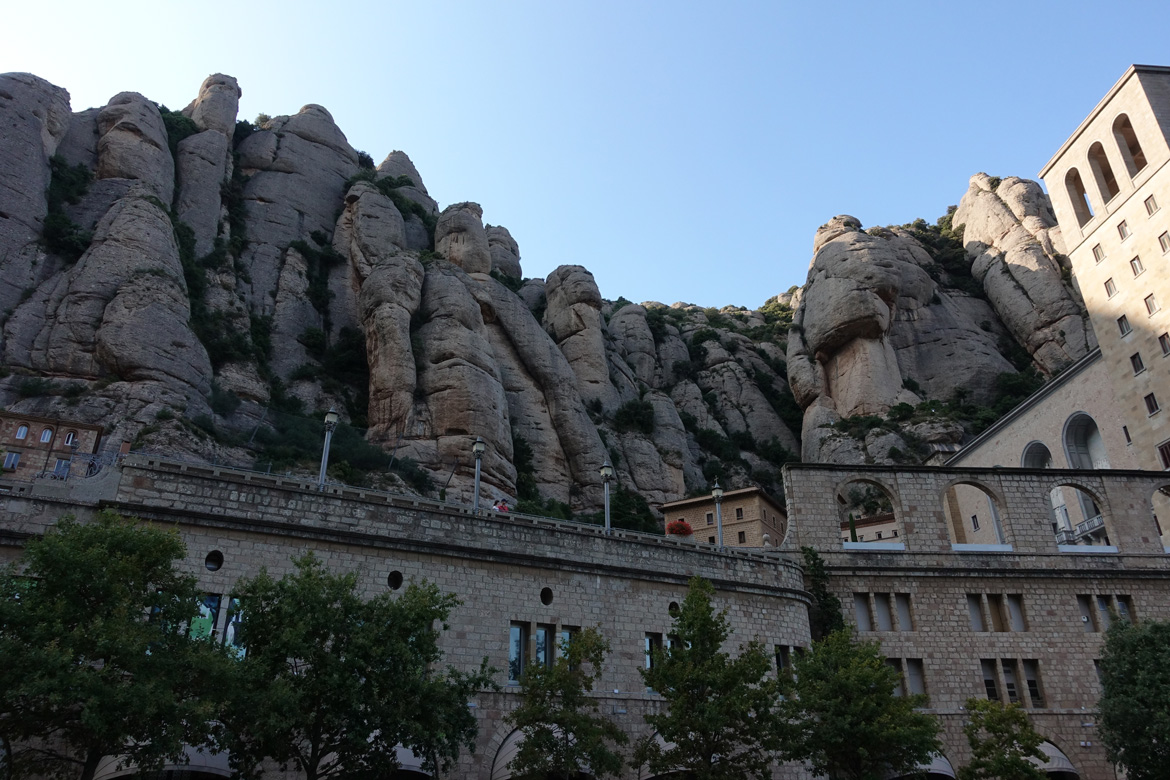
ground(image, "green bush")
xmin=156 ymin=105 xmax=199 ymax=158
xmin=43 ymin=156 xmax=94 ymax=261
xmin=490 ymin=269 xmax=524 ymax=293
xmin=834 ymin=415 xmax=889 ymax=439
xmin=17 ymin=377 xmax=53 ymax=398
xmin=209 ymin=383 xmax=241 ymax=417
xmin=613 ymin=399 xmax=655 ymax=434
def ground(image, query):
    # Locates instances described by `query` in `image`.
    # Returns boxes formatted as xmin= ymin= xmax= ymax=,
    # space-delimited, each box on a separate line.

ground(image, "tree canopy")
xmin=1098 ymin=617 xmax=1170 ymax=780
xmin=0 ymin=511 xmax=225 ymax=780
xmin=778 ymin=630 xmax=941 ymax=780
xmin=956 ymin=698 xmax=1046 ymax=780
xmin=219 ymin=553 xmax=494 ymax=780
xmin=506 ymin=626 xmax=626 ymax=779
xmin=635 ymin=577 xmax=784 ymax=780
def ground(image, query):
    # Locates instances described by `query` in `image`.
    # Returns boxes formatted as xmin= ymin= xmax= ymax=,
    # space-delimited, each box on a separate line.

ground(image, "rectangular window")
xmin=1145 ymin=194 xmax=1159 ymax=215
xmin=644 ymin=632 xmax=663 ymax=670
xmin=967 ymin=594 xmax=986 ymax=632
xmin=1147 ymin=294 xmax=1160 ymax=314
xmin=1132 ymin=352 xmax=1146 ymax=374
xmin=1160 ymin=333 xmax=1170 ymax=355
xmin=1131 ymin=256 xmax=1145 ymax=276
xmin=1146 ymin=393 xmax=1161 ymax=415
xmin=895 ymin=593 xmax=914 ymax=631
xmin=885 ymin=658 xmax=905 ymax=696
xmin=1006 ymin=594 xmax=1027 ymax=632
xmin=224 ymin=598 xmax=244 ymax=657
xmin=981 ymin=659 xmax=1000 ymax=701
xmin=1118 ymin=315 xmax=1132 ymax=335
xmin=1124 ymin=425 xmax=1132 ymax=444
xmin=708 ymin=536 xmax=715 ymax=544
xmin=775 ymin=644 xmax=791 ymax=672
xmin=875 ymin=531 xmax=883 ymax=539
xmin=535 ymin=624 xmax=555 ymax=669
xmin=737 ymin=531 xmax=746 ymax=544
xmin=705 ymin=512 xmax=713 ymax=526
xmin=509 ymin=622 xmax=528 ymax=683
xmin=189 ymin=593 xmax=221 ymax=640
xmin=853 ymin=594 xmax=873 ymax=632
xmin=1097 ymin=596 xmax=1113 ymax=630
xmin=560 ymin=626 xmax=578 ymax=656
xmin=987 ymin=594 xmax=1007 ymax=632
xmin=1023 ymin=660 xmax=1044 ymax=707
xmin=905 ymin=659 xmax=927 ymax=701
xmin=1160 ymin=231 xmax=1170 ymax=253
xmin=1078 ymin=595 xmax=1097 ymax=632
xmin=873 ymin=593 xmax=894 ymax=632
xmin=1118 ymin=220 xmax=1131 ymax=239
xmin=1159 ymin=440 xmax=1170 ymax=469
xmin=52 ymin=458 xmax=69 ymax=477
xmin=971 ymin=514 xmax=980 ymax=531
xmin=1117 ymin=595 xmax=1134 ymax=623
xmin=1093 ymin=243 xmax=1106 ymax=263
xmin=1002 ymin=659 xmax=1021 ymax=704
xmin=735 ymin=507 xmax=744 ymax=520
xmin=1105 ymin=278 xmax=1118 ymax=297
xmin=3 ymin=452 xmax=19 ymax=469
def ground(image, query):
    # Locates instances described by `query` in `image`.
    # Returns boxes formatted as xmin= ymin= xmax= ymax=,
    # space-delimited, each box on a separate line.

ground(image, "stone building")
xmin=0 ymin=410 xmax=103 ymax=480
xmin=1038 ymin=64 xmax=1170 ymax=475
xmin=659 ymin=486 xmax=787 ymax=548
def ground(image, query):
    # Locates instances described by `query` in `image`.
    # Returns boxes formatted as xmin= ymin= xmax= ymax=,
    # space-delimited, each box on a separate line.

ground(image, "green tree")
xmin=635 ymin=577 xmax=784 ymax=780
xmin=1098 ymin=618 xmax=1170 ymax=780
xmin=220 ymin=554 xmax=495 ymax=780
xmin=800 ymin=546 xmax=845 ymax=640
xmin=957 ymin=698 xmax=1046 ymax=780
xmin=0 ymin=511 xmax=226 ymax=780
xmin=506 ymin=626 xmax=627 ymax=779
xmin=778 ymin=630 xmax=941 ymax=780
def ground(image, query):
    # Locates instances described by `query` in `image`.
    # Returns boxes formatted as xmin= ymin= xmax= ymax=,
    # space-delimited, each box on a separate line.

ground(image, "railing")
xmin=1054 ymin=528 xmax=1077 ymax=545
xmin=1074 ymin=514 xmax=1106 ymax=540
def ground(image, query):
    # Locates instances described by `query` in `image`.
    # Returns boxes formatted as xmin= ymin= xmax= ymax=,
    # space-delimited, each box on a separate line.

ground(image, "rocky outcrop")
xmin=953 ymin=173 xmax=1096 ymax=373
xmin=789 ymin=215 xmax=1015 ymax=463
xmin=435 ymin=202 xmax=491 ymax=274
xmin=175 ymin=74 xmax=240 ymax=257
xmin=544 ymin=266 xmax=620 ymax=411
xmin=486 ymin=225 xmax=522 ymax=278
xmin=96 ymin=93 xmax=174 ymax=203
xmin=0 ymin=73 xmax=72 ymax=324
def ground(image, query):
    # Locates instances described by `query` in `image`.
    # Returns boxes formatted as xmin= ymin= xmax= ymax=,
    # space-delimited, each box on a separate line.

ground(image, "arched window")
xmin=15 ymin=425 xmax=28 ymax=440
xmin=1064 ymin=414 xmax=1109 ymax=470
xmin=64 ymin=431 xmax=76 ymax=447
xmin=40 ymin=428 xmax=53 ymax=444
xmin=1113 ymin=114 xmax=1147 ymax=177
xmin=1088 ymin=141 xmax=1120 ymax=201
xmin=1064 ymin=168 xmax=1094 ymax=226
xmin=1021 ymin=442 xmax=1053 ymax=469
xmin=836 ymin=478 xmax=903 ymax=546
xmin=942 ymin=481 xmax=1007 ymax=546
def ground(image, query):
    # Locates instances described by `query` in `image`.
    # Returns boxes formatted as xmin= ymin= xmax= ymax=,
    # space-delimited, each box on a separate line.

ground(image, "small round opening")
xmin=668 ymin=601 xmax=680 ymax=617
xmin=387 ymin=571 xmax=404 ymax=590
xmin=540 ymin=587 xmax=553 ymax=606
xmin=204 ymin=550 xmax=224 ymax=572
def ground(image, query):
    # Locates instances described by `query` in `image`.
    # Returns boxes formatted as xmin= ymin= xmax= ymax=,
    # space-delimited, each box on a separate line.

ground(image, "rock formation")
xmin=0 ymin=70 xmax=1088 ymax=515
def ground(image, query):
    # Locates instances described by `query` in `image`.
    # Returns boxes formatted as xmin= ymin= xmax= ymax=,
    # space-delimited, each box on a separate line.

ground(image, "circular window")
xmin=668 ymin=601 xmax=680 ymax=617
xmin=387 ymin=571 xmax=404 ymax=590
xmin=204 ymin=550 xmax=224 ymax=571
xmin=540 ymin=587 xmax=554 ymax=606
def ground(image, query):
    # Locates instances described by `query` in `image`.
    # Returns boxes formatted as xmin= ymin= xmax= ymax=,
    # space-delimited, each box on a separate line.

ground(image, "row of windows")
xmin=1 ymin=452 xmax=72 ymax=474
xmin=697 ymin=506 xmax=748 ymax=526
xmin=853 ymin=592 xmax=1134 ymax=633
xmin=10 ymin=425 xmax=77 ymax=446
xmin=982 ymin=658 xmax=1045 ymax=707
xmin=1093 ymin=227 xmax=1169 ymax=266
xmin=1064 ymin=114 xmax=1148 ymax=227
xmin=853 ymin=592 xmax=914 ymax=632
xmin=1103 ymin=278 xmax=1160 ymax=316
xmin=508 ymin=622 xmax=577 ymax=682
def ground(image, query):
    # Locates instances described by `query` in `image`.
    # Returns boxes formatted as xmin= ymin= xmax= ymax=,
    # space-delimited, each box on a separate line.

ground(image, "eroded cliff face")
xmin=0 ymin=71 xmax=803 ymax=512
xmin=789 ymin=175 xmax=1095 ymax=465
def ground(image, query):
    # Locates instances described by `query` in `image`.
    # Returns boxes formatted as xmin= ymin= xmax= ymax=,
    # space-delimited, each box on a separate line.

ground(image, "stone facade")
xmin=1039 ymin=65 xmax=1170 ymax=477
xmin=785 ymin=462 xmax=1170 ymax=780
xmin=659 ymin=486 xmax=787 ymax=548
xmin=0 ymin=456 xmax=810 ymax=780
xmin=0 ymin=410 xmax=102 ymax=480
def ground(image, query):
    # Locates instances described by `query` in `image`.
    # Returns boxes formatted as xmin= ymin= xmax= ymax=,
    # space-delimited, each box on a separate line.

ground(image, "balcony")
xmin=1074 ymin=514 xmax=1106 ymax=540
xmin=1054 ymin=528 xmax=1077 ymax=545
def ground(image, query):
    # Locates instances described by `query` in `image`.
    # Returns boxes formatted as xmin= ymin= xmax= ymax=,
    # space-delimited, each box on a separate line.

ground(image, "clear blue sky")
xmin=5 ymin=1 xmax=1170 ymax=308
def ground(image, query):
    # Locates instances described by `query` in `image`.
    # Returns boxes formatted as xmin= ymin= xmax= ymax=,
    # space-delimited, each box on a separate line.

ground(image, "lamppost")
xmin=712 ymin=479 xmax=724 ymax=548
xmin=318 ymin=408 xmax=339 ymax=491
xmin=472 ymin=436 xmax=486 ymax=513
xmin=600 ymin=458 xmax=615 ymax=534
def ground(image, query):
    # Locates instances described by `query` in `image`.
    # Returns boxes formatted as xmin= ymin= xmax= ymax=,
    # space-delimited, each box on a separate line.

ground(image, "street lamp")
xmin=472 ymin=436 xmax=486 ymax=514
xmin=600 ymin=458 xmax=615 ymax=534
xmin=318 ymin=408 xmax=339 ymax=490
xmin=712 ymin=479 xmax=724 ymax=548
